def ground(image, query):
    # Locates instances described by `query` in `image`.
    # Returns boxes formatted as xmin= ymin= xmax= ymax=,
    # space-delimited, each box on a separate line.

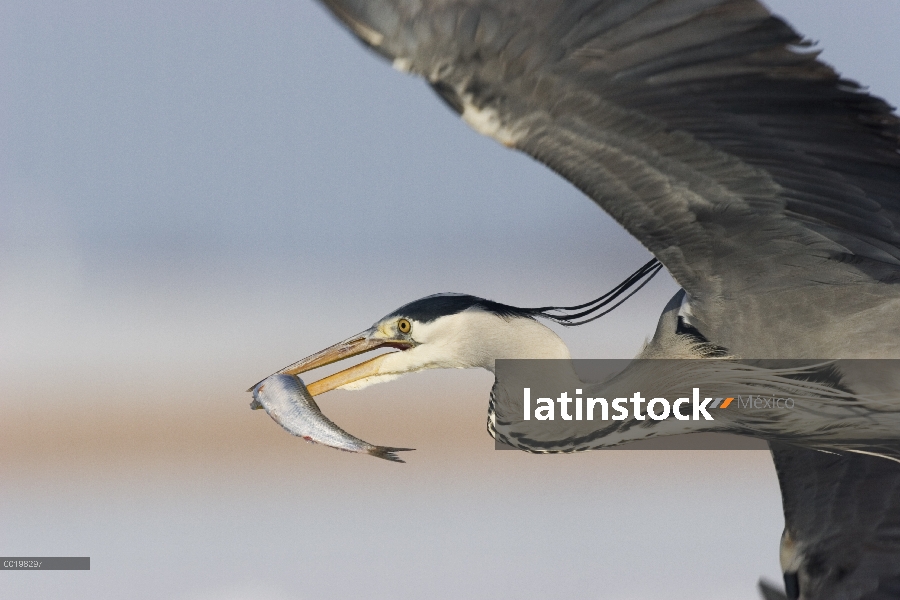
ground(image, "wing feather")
xmin=772 ymin=442 xmax=900 ymax=600
xmin=319 ymin=0 xmax=900 ymax=355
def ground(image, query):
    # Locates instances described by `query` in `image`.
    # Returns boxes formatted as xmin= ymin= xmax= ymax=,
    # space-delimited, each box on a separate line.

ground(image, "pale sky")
xmin=1 ymin=2 xmax=899 ymax=599
xmin=2 ymin=1 xmax=899 ymax=387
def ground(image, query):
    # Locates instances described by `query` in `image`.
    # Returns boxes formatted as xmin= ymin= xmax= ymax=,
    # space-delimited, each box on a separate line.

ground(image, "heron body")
xmin=254 ymin=1 xmax=900 ymax=598
xmin=317 ymin=0 xmax=900 ymax=360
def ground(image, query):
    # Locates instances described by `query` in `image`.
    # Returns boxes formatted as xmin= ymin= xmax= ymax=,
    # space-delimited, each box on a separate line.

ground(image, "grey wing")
xmin=770 ymin=442 xmax=900 ymax=600
xmin=317 ymin=0 xmax=900 ymax=353
xmin=758 ymin=579 xmax=788 ymax=600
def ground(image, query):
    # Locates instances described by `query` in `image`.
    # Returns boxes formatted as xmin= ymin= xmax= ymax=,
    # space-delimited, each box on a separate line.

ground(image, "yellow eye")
xmin=397 ymin=319 xmax=411 ymax=334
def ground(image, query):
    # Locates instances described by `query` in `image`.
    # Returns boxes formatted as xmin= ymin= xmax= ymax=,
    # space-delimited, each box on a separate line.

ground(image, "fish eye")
xmin=397 ymin=319 xmax=411 ymax=334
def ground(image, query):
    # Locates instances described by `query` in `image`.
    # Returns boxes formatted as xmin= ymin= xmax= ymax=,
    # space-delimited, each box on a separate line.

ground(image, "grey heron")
xmin=255 ymin=1 xmax=900 ymax=598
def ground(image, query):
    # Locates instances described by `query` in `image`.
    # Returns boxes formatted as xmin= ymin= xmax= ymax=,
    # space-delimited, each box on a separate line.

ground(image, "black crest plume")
xmin=523 ymin=258 xmax=663 ymax=326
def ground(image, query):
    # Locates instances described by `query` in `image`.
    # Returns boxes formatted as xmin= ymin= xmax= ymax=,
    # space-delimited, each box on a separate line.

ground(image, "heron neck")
xmin=473 ymin=316 xmax=573 ymax=372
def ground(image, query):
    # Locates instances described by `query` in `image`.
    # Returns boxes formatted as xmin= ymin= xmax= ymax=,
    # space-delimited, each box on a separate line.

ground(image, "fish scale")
xmin=251 ymin=374 xmax=413 ymax=463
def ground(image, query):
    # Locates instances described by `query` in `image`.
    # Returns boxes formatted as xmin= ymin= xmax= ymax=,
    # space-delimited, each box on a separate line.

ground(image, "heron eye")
xmin=397 ymin=319 xmax=411 ymax=334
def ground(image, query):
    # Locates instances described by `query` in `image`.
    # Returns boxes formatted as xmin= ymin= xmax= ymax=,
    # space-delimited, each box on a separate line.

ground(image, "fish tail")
xmin=367 ymin=446 xmax=415 ymax=463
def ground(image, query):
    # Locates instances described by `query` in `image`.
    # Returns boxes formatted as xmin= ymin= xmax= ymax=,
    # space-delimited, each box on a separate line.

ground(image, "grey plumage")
xmin=302 ymin=1 xmax=900 ymax=597
xmin=320 ymin=0 xmax=900 ymax=357
xmin=772 ymin=442 xmax=900 ymax=600
xmin=759 ymin=579 xmax=789 ymax=600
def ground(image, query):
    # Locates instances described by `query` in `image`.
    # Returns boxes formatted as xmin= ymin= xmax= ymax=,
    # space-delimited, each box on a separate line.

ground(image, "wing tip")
xmin=758 ymin=578 xmax=788 ymax=600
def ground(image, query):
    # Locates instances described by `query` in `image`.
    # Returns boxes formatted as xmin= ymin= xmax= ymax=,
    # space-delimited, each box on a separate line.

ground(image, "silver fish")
xmin=250 ymin=374 xmax=413 ymax=463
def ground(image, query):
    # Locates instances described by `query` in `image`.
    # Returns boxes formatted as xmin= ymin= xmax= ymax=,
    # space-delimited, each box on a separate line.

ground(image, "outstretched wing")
xmin=314 ymin=4 xmax=900 ymax=597
xmin=771 ymin=442 xmax=900 ymax=600
xmin=316 ymin=0 xmax=900 ymax=355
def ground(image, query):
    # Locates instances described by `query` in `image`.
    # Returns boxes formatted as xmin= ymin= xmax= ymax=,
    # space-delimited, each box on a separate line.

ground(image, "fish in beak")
xmin=247 ymin=327 xmax=415 ymax=394
xmin=251 ymin=374 xmax=413 ymax=462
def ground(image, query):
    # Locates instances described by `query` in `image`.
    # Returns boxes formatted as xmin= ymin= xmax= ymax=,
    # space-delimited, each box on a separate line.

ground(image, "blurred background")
xmin=2 ymin=1 xmax=898 ymax=598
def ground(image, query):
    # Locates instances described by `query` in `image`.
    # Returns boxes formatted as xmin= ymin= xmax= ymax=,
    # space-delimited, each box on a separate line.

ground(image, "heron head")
xmin=260 ymin=293 xmax=570 ymax=396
